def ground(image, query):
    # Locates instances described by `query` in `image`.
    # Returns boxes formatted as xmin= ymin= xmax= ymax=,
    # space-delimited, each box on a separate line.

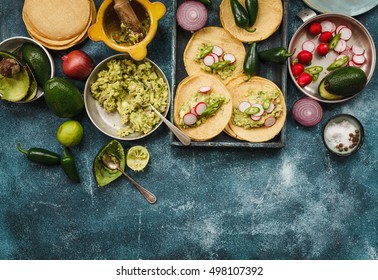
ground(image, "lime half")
xmin=126 ymin=146 xmax=150 ymax=172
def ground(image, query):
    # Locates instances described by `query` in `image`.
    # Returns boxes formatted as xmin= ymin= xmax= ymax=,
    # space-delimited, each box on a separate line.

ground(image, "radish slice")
xmin=302 ymin=40 xmax=316 ymax=52
xmin=266 ymin=102 xmax=275 ymax=114
xmin=352 ymin=54 xmax=366 ymax=65
xmin=223 ymin=53 xmax=236 ymax=64
xmin=251 ymin=104 xmax=264 ymax=117
xmin=334 ymin=39 xmax=347 ymax=53
xmin=340 ymin=47 xmax=354 ymax=59
xmin=238 ymin=101 xmax=251 ymax=112
xmin=203 ymin=54 xmax=215 ymax=66
xmin=194 ymin=102 xmax=207 ymax=115
xmin=251 ymin=115 xmax=261 ymax=121
xmin=336 ymin=24 xmax=347 ymax=34
xmin=320 ymin=20 xmax=334 ymax=32
xmin=292 ymin=97 xmax=323 ymax=127
xmin=264 ymin=116 xmax=276 ymax=127
xmin=351 ymin=45 xmax=365 ymax=55
xmin=212 ymin=45 xmax=223 ymax=56
xmin=199 ymin=86 xmax=211 ymax=93
xmin=183 ymin=113 xmax=197 ymax=125
xmin=190 ymin=107 xmax=198 ymax=116
xmin=339 ymin=27 xmax=352 ymax=40
xmin=209 ymin=53 xmax=219 ymax=63
xmin=349 ymin=60 xmax=362 ymax=67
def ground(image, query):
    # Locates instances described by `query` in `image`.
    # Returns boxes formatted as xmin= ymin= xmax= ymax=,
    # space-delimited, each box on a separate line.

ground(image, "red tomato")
xmin=309 ymin=22 xmax=322 ymax=36
xmin=316 ymin=43 xmax=329 ymax=56
xmin=297 ymin=50 xmax=313 ymax=64
xmin=319 ymin=31 xmax=333 ymax=42
xmin=297 ymin=73 xmax=313 ymax=87
xmin=291 ymin=63 xmax=305 ymax=77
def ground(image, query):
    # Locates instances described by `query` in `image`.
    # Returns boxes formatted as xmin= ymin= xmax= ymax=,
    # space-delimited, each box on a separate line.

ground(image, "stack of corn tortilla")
xmin=22 ymin=0 xmax=96 ymax=50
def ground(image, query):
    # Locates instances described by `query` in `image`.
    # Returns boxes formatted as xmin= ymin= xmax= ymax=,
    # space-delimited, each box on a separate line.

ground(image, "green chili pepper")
xmin=61 ymin=148 xmax=80 ymax=183
xmin=197 ymin=45 xmax=213 ymax=59
xmin=262 ymin=98 xmax=271 ymax=110
xmin=258 ymin=47 xmax=296 ymax=64
xmin=198 ymin=0 xmax=211 ymax=5
xmin=244 ymin=106 xmax=260 ymax=115
xmin=17 ymin=144 xmax=61 ymax=165
xmin=245 ymin=0 xmax=258 ymax=27
xmin=312 ymin=73 xmax=319 ymax=82
xmin=243 ymin=42 xmax=259 ymax=81
xmin=329 ymin=33 xmax=341 ymax=51
xmin=211 ymin=60 xmax=230 ymax=70
xmin=230 ymin=0 xmax=256 ymax=33
xmin=305 ymin=65 xmax=323 ymax=75
xmin=201 ymin=99 xmax=225 ymax=117
xmin=327 ymin=55 xmax=349 ymax=71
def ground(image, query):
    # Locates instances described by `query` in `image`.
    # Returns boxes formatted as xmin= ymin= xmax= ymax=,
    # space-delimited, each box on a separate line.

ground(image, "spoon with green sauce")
xmin=101 ymin=153 xmax=157 ymax=204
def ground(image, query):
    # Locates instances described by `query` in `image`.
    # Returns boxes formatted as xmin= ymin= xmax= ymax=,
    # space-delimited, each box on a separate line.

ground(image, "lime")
xmin=126 ymin=146 xmax=150 ymax=172
xmin=56 ymin=120 xmax=84 ymax=147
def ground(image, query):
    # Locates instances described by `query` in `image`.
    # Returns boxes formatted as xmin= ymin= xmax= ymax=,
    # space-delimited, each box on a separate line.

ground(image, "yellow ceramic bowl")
xmin=88 ymin=0 xmax=166 ymax=61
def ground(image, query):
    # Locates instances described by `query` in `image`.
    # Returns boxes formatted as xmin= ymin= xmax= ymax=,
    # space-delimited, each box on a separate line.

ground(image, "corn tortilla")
xmin=174 ymin=74 xmax=233 ymax=141
xmin=183 ymin=26 xmax=245 ymax=84
xmin=220 ymin=0 xmax=283 ymax=43
xmin=225 ymin=75 xmax=286 ymax=142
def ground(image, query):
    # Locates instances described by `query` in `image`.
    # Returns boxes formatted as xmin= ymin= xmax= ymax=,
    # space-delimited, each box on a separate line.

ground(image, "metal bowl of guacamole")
xmin=84 ymin=54 xmax=170 ymax=140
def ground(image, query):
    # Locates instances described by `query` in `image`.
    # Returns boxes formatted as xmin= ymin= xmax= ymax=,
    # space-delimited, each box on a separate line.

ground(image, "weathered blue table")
xmin=0 ymin=0 xmax=377 ymax=260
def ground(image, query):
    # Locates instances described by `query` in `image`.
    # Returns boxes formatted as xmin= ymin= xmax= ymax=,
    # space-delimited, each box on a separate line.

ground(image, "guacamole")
xmin=232 ymin=89 xmax=283 ymax=128
xmin=179 ymin=91 xmax=228 ymax=128
xmin=195 ymin=43 xmax=236 ymax=80
xmin=90 ymin=58 xmax=169 ymax=136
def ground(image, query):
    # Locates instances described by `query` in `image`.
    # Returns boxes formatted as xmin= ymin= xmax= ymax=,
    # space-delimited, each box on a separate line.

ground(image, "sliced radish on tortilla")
xmin=183 ymin=113 xmax=197 ymax=125
xmin=251 ymin=103 xmax=264 ymax=117
xmin=223 ymin=53 xmax=236 ymax=64
xmin=199 ymin=86 xmax=211 ymax=93
xmin=264 ymin=116 xmax=277 ymax=127
xmin=251 ymin=115 xmax=261 ymax=121
xmin=212 ymin=45 xmax=224 ymax=56
xmin=266 ymin=102 xmax=275 ymax=114
xmin=194 ymin=102 xmax=207 ymax=115
xmin=190 ymin=107 xmax=198 ymax=116
xmin=203 ymin=54 xmax=215 ymax=66
xmin=238 ymin=101 xmax=251 ymax=112
xmin=209 ymin=53 xmax=219 ymax=63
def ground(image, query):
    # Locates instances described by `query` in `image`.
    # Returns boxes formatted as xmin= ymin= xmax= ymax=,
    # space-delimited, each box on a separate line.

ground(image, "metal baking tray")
xmin=170 ymin=0 xmax=288 ymax=148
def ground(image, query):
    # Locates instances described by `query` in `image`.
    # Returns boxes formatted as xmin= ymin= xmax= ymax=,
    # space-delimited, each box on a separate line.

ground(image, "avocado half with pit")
xmin=0 ymin=51 xmax=30 ymax=102
xmin=319 ymin=66 xmax=367 ymax=100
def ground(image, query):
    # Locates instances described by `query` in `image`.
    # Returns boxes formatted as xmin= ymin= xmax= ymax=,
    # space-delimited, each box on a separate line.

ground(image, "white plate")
xmin=303 ymin=0 xmax=378 ymax=16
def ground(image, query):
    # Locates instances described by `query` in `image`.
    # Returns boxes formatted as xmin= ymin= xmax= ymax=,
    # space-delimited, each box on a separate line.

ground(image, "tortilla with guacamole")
xmin=174 ymin=74 xmax=233 ymax=141
xmin=225 ymin=75 xmax=286 ymax=142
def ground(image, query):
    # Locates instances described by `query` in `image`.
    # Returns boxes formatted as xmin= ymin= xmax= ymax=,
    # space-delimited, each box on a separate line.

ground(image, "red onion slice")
xmin=292 ymin=97 xmax=324 ymax=127
xmin=176 ymin=1 xmax=208 ymax=32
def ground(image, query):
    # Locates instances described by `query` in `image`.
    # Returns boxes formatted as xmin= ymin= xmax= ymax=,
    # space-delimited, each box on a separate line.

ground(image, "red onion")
xmin=62 ymin=50 xmax=93 ymax=80
xmin=292 ymin=97 xmax=323 ymax=127
xmin=176 ymin=1 xmax=208 ymax=32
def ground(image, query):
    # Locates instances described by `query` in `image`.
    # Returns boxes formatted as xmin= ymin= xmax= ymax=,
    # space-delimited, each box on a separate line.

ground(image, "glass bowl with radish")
xmin=288 ymin=13 xmax=376 ymax=103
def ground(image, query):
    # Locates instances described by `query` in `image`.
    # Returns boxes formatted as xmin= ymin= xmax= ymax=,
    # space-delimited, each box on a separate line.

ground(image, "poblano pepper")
xmin=61 ymin=148 xmax=80 ymax=183
xmin=17 ymin=144 xmax=61 ymax=165
xmin=258 ymin=47 xmax=295 ymax=64
xmin=245 ymin=0 xmax=258 ymax=27
xmin=243 ymin=42 xmax=259 ymax=81
xmin=230 ymin=0 xmax=256 ymax=32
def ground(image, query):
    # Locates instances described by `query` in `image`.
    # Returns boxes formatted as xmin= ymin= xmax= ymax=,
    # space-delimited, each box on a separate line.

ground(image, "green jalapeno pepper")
xmin=230 ymin=0 xmax=256 ymax=33
xmin=243 ymin=42 xmax=259 ymax=81
xmin=327 ymin=55 xmax=349 ymax=71
xmin=17 ymin=144 xmax=61 ymax=165
xmin=305 ymin=66 xmax=323 ymax=75
xmin=258 ymin=47 xmax=295 ymax=64
xmin=245 ymin=0 xmax=258 ymax=26
xmin=198 ymin=0 xmax=211 ymax=5
xmin=329 ymin=33 xmax=341 ymax=51
xmin=201 ymin=99 xmax=225 ymax=117
xmin=210 ymin=60 xmax=230 ymax=70
xmin=61 ymin=148 xmax=80 ymax=183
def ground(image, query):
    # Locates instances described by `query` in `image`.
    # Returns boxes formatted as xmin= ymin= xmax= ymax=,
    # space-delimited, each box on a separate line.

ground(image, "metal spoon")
xmin=149 ymin=104 xmax=191 ymax=146
xmin=101 ymin=153 xmax=157 ymax=204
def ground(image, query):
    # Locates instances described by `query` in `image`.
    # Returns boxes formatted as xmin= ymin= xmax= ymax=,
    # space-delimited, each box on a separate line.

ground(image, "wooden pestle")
xmin=113 ymin=0 xmax=143 ymax=34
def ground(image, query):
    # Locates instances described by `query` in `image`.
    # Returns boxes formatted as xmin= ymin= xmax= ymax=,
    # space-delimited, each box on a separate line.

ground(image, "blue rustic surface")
xmin=0 ymin=0 xmax=377 ymax=260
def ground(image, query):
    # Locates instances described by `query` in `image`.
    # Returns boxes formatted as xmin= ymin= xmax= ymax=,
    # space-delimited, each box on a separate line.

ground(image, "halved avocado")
xmin=22 ymin=67 xmax=38 ymax=102
xmin=0 ymin=51 xmax=30 ymax=102
xmin=93 ymin=140 xmax=125 ymax=187
xmin=318 ymin=79 xmax=344 ymax=100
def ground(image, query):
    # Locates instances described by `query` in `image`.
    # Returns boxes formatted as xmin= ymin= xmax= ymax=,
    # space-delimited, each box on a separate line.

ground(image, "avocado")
xmin=44 ymin=77 xmax=84 ymax=118
xmin=20 ymin=42 xmax=51 ymax=87
xmin=22 ymin=68 xmax=38 ymax=102
xmin=0 ymin=51 xmax=30 ymax=102
xmin=319 ymin=66 xmax=367 ymax=100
